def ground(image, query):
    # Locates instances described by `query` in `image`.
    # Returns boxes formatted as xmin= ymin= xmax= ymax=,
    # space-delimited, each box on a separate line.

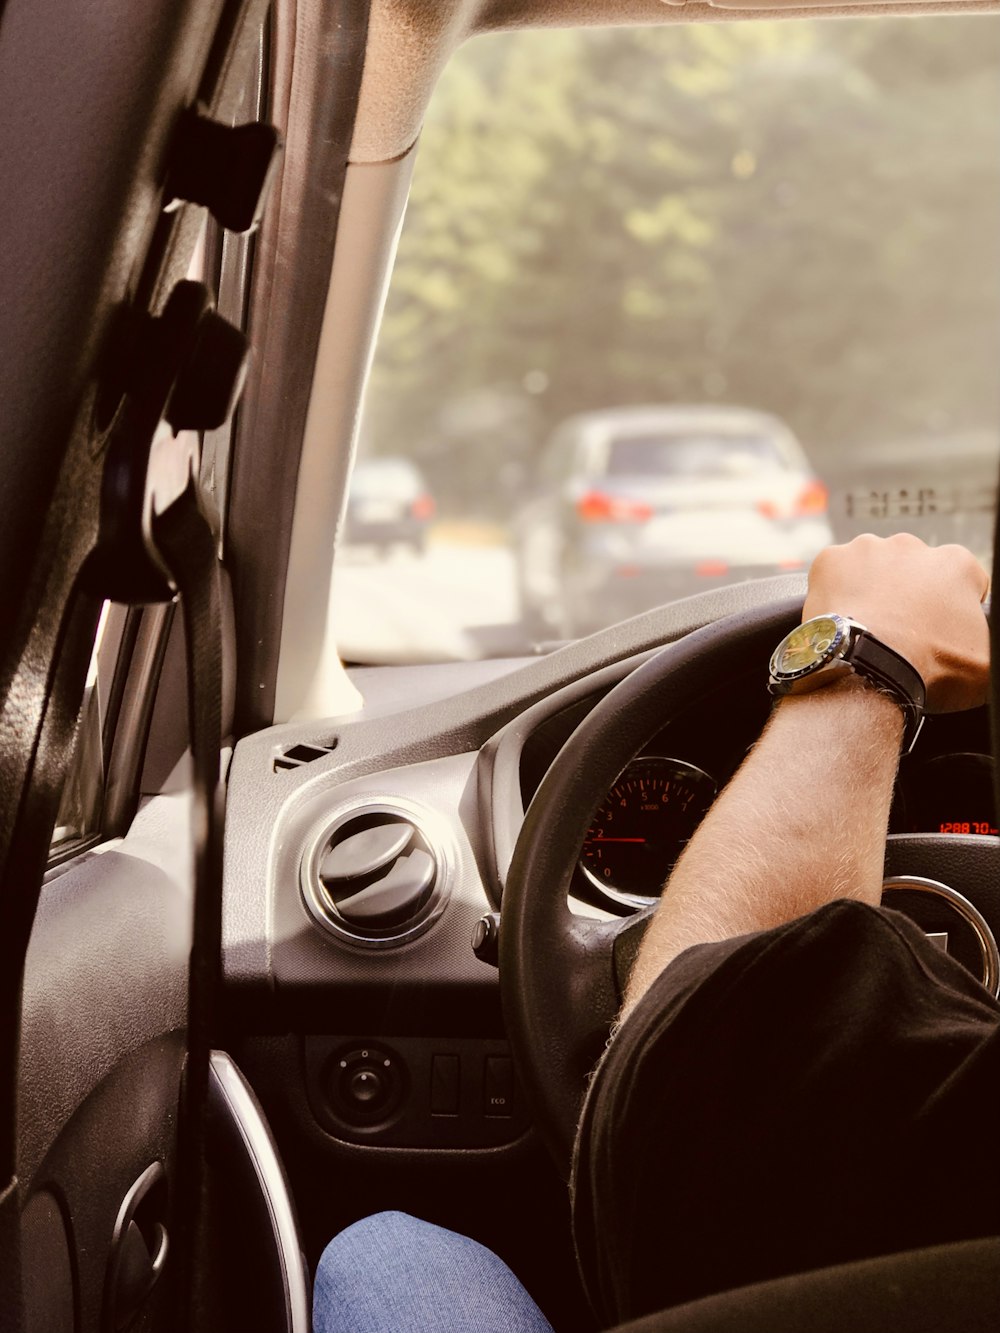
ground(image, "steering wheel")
xmin=499 ymin=594 xmax=1000 ymax=1177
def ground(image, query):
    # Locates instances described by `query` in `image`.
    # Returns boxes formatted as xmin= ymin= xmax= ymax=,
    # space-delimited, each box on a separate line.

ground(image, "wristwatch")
xmin=768 ymin=613 xmax=926 ymax=752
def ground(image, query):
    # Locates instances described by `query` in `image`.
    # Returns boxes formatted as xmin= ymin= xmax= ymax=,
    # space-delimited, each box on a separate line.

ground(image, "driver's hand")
xmin=803 ymin=533 xmax=990 ymax=713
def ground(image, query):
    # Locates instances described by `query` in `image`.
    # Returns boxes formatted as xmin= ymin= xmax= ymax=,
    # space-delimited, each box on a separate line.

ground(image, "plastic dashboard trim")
xmin=222 ymin=573 xmax=809 ymax=998
xmin=476 ymin=647 xmax=659 ymax=908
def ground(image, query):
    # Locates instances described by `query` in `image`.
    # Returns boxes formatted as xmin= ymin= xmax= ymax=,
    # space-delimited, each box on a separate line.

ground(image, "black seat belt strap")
xmin=153 ymin=480 xmax=225 ymax=1329
xmin=80 ymin=276 xmax=250 ymax=1327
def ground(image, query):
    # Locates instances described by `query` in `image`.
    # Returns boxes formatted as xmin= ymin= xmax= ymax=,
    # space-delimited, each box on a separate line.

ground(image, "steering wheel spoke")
xmin=610 ymin=902 xmax=657 ymax=998
xmin=884 ymin=833 xmax=1000 ymax=996
xmin=564 ymin=912 xmax=624 ymax=1052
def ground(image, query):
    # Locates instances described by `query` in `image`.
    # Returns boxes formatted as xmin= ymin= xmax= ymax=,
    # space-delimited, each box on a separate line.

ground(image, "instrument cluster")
xmin=559 ymin=700 xmax=997 ymax=914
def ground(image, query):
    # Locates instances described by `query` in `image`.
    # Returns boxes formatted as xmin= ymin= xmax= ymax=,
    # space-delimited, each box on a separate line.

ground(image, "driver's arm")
xmin=621 ymin=533 xmax=990 ymax=1021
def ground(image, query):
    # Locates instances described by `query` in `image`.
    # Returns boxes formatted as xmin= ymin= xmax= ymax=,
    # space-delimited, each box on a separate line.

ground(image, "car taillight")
xmin=576 ymin=491 xmax=653 ymax=523
xmin=756 ymin=480 xmax=828 ymax=521
xmin=793 ymin=479 xmax=828 ymax=516
xmin=411 ymin=494 xmax=435 ymax=519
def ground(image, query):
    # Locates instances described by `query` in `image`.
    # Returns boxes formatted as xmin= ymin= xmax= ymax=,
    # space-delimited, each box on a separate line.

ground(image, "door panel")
xmin=21 ymin=1036 xmax=185 ymax=1333
xmin=19 ymin=796 xmax=191 ymax=1331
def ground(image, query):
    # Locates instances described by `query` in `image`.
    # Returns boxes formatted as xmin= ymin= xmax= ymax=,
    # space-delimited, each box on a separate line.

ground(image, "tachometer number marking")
xmin=579 ymin=757 xmax=716 ymax=905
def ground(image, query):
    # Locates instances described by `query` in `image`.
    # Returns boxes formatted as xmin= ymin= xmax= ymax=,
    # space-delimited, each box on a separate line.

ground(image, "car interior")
xmin=2 ymin=1 xmax=999 ymax=1332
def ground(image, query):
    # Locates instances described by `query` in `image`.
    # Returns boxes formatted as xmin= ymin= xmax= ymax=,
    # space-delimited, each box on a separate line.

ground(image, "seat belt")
xmin=152 ymin=480 xmax=225 ymax=1329
xmin=84 ymin=278 xmax=250 ymax=1329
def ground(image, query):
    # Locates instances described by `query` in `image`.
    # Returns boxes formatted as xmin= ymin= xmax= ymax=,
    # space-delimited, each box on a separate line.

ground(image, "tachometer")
xmin=579 ymin=756 xmax=717 ymax=909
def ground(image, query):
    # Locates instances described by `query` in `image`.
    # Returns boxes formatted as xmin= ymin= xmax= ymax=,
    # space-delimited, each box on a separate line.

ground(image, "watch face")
xmin=772 ymin=615 xmax=844 ymax=678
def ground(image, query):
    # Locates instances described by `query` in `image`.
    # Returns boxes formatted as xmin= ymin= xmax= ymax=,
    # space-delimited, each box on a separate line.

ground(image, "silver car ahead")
xmin=515 ymin=405 xmax=833 ymax=638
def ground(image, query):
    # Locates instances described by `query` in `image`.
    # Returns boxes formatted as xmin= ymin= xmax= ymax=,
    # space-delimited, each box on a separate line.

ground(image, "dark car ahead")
xmin=344 ymin=456 xmax=436 ymax=555
xmin=514 ymin=405 xmax=833 ymax=637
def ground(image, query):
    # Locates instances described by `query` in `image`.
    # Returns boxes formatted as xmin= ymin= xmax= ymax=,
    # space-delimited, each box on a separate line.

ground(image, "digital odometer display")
xmin=580 ymin=756 xmax=717 ymax=906
xmin=906 ymin=753 xmax=998 ymax=838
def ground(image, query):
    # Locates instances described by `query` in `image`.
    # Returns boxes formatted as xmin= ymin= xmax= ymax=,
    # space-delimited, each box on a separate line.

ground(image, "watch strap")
xmin=845 ymin=628 xmax=925 ymax=752
xmin=845 ymin=632 xmax=924 ymax=705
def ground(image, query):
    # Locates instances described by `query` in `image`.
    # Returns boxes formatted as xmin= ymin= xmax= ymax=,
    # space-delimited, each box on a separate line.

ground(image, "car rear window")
xmin=605 ymin=434 xmax=785 ymax=478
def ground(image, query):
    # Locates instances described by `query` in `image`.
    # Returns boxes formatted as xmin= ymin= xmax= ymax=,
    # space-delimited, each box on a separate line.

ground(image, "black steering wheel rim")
xmin=499 ymin=595 xmax=804 ymax=1176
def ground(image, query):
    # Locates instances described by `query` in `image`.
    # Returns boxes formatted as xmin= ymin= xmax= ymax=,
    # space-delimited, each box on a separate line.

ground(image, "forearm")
xmin=621 ymin=677 xmax=904 ymax=1017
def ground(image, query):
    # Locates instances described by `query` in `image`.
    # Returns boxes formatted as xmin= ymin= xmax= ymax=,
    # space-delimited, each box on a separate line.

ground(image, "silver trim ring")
xmin=882 ymin=875 xmax=1000 ymax=998
xmin=300 ymin=796 xmax=452 ymax=949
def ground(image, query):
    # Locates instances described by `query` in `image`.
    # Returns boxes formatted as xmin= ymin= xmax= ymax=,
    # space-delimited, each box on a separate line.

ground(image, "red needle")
xmin=588 ymin=837 xmax=646 ymax=843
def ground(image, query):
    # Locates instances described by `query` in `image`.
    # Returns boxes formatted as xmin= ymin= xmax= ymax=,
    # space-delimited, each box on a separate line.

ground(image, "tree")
xmin=362 ymin=17 xmax=1000 ymax=518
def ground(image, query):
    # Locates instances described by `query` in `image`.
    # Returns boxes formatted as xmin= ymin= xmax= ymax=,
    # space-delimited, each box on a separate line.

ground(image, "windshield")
xmin=335 ymin=18 xmax=1000 ymax=663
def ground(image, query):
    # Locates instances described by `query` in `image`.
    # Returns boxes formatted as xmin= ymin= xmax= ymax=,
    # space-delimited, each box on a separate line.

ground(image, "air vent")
xmin=273 ymin=741 xmax=338 ymax=773
xmin=301 ymin=803 xmax=449 ymax=948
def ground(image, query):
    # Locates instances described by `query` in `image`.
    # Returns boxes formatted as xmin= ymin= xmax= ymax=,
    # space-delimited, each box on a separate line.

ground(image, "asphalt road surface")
xmin=331 ymin=496 xmax=994 ymax=665
xmin=332 ymin=541 xmax=528 ymax=662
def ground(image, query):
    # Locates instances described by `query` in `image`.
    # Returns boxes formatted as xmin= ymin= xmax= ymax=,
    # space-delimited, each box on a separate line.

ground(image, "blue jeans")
xmin=313 ymin=1210 xmax=555 ymax=1333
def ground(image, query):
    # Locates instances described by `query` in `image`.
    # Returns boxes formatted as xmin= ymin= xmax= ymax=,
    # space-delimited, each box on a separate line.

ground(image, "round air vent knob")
xmin=312 ymin=813 xmax=440 ymax=941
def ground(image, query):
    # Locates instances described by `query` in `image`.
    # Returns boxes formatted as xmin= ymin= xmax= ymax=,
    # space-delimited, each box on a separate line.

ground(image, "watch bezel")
xmin=768 ymin=614 xmax=852 ymax=685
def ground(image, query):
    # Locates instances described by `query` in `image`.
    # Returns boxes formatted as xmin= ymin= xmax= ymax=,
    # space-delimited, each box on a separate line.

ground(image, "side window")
xmin=48 ymin=32 xmax=267 ymax=861
xmin=49 ymin=602 xmax=127 ymax=858
xmin=48 ymin=226 xmax=206 ymax=862
xmin=48 ymin=157 xmax=219 ymax=863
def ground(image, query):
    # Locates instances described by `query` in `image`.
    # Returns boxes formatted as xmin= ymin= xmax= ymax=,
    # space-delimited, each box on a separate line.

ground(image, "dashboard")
xmin=220 ymin=576 xmax=998 ymax=1165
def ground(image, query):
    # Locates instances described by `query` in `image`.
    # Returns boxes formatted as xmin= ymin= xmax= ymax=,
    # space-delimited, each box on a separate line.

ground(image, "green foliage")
xmin=364 ymin=17 xmax=1000 ymax=514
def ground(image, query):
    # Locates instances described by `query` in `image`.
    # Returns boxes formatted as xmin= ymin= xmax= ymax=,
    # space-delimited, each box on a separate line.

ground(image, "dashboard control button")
xmin=471 ymin=912 xmax=500 ymax=967
xmin=484 ymin=1056 xmax=513 ymax=1118
xmin=430 ymin=1054 xmax=460 ymax=1116
xmin=328 ymin=1046 xmax=404 ymax=1124
xmin=349 ymin=1069 xmax=383 ymax=1104
xmin=305 ymin=1036 xmax=526 ymax=1148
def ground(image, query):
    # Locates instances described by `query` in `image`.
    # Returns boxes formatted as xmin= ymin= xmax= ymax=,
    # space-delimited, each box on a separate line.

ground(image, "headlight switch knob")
xmin=472 ymin=912 xmax=501 ymax=968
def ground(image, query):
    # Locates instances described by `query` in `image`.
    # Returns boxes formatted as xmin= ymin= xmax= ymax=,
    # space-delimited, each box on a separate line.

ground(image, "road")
xmin=331 ymin=501 xmax=994 ymax=664
xmin=332 ymin=540 xmax=527 ymax=662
